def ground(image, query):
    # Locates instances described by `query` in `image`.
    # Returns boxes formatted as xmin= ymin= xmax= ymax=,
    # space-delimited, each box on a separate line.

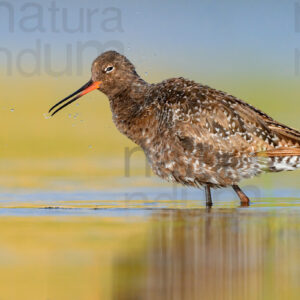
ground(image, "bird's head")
xmin=49 ymin=50 xmax=138 ymax=116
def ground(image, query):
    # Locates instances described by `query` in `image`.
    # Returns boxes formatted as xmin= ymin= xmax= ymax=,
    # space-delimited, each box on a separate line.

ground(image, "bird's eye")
xmin=104 ymin=66 xmax=114 ymax=73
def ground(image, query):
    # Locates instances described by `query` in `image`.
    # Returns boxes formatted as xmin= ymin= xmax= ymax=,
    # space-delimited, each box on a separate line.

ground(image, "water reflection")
xmin=113 ymin=208 xmax=300 ymax=300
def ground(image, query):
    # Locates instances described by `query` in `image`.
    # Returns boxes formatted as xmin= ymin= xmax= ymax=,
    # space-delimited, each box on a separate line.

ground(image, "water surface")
xmin=0 ymin=185 xmax=299 ymax=299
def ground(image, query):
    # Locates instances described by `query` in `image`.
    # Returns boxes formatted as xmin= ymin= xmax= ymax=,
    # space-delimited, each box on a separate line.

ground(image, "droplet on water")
xmin=10 ymin=108 xmax=14 ymax=112
xmin=88 ymin=145 xmax=92 ymax=149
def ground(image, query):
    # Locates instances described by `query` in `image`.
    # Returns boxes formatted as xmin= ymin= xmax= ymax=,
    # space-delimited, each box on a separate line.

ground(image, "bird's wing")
xmin=159 ymin=80 xmax=300 ymax=156
xmin=226 ymin=92 xmax=300 ymax=148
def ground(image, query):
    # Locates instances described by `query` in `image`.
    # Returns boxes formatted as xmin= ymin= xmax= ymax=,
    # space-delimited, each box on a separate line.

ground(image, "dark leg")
xmin=232 ymin=185 xmax=250 ymax=206
xmin=205 ymin=185 xmax=213 ymax=207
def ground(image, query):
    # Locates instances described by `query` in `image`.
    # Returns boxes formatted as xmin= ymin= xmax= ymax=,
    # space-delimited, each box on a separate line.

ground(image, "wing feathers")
xmin=256 ymin=147 xmax=300 ymax=157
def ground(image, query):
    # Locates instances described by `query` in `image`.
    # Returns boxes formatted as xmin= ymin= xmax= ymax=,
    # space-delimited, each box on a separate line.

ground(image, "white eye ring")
xmin=104 ymin=66 xmax=114 ymax=73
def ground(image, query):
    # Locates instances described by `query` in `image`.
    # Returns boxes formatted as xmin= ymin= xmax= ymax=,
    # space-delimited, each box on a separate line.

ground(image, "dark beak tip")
xmin=49 ymin=79 xmax=93 ymax=116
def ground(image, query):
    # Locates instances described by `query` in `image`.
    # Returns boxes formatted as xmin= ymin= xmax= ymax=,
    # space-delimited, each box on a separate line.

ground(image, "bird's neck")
xmin=109 ymin=77 xmax=150 ymax=118
xmin=108 ymin=78 xmax=153 ymax=144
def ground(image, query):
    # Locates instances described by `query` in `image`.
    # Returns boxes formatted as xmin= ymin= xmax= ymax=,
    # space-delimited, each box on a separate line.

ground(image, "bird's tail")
xmin=256 ymin=147 xmax=300 ymax=172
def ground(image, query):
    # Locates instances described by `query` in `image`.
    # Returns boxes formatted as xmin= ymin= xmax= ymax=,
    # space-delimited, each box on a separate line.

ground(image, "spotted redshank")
xmin=49 ymin=51 xmax=300 ymax=207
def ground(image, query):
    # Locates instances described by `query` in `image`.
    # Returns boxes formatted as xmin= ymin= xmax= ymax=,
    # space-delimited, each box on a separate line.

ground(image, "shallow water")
xmin=0 ymin=184 xmax=300 ymax=299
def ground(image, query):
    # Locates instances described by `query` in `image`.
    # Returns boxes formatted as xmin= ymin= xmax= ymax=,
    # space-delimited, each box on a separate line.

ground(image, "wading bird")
xmin=49 ymin=51 xmax=300 ymax=207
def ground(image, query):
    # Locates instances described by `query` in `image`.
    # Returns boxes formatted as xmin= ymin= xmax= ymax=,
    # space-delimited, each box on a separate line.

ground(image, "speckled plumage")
xmin=50 ymin=51 xmax=300 ymax=206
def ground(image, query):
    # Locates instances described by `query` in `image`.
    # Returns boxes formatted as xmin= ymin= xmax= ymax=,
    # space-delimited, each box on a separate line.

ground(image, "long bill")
xmin=49 ymin=79 xmax=101 ymax=116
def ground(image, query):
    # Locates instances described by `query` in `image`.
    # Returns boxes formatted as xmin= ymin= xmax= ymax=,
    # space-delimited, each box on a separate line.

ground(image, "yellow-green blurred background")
xmin=1 ymin=0 xmax=300 ymax=189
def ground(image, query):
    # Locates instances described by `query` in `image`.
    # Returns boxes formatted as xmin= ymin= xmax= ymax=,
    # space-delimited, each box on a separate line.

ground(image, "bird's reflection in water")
xmin=113 ymin=208 xmax=300 ymax=300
